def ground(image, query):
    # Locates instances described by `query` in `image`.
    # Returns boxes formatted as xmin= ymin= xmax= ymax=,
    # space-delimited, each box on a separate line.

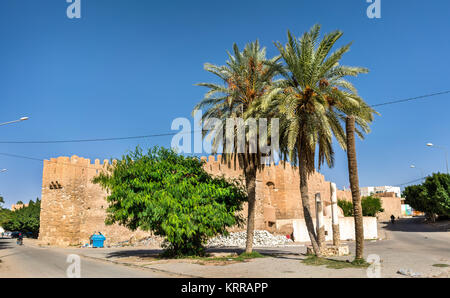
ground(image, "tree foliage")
xmin=338 ymin=196 xmax=384 ymax=217
xmin=195 ymin=40 xmax=282 ymax=253
xmin=2 ymin=199 xmax=41 ymax=237
xmin=338 ymin=199 xmax=354 ymax=217
xmin=361 ymin=196 xmax=384 ymax=217
xmin=403 ymin=173 xmax=450 ymax=219
xmin=0 ymin=208 xmax=12 ymax=228
xmin=93 ymin=147 xmax=247 ymax=256
xmin=250 ymin=24 xmax=376 ymax=256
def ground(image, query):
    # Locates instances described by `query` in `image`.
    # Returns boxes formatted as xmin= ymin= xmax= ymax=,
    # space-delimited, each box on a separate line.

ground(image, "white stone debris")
xmin=397 ymin=268 xmax=422 ymax=277
xmin=207 ymin=230 xmax=293 ymax=248
xmin=109 ymin=236 xmax=164 ymax=248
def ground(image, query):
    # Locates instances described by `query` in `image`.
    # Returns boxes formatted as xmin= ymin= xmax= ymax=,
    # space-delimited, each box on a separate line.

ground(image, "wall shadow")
xmin=380 ymin=217 xmax=449 ymax=233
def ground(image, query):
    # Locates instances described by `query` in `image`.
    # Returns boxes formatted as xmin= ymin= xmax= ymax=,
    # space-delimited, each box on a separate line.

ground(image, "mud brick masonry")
xmin=38 ymin=155 xmax=401 ymax=246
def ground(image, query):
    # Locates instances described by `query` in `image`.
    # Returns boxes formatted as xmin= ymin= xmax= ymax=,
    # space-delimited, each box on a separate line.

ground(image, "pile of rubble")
xmin=109 ymin=236 xmax=164 ymax=248
xmin=207 ymin=230 xmax=293 ymax=248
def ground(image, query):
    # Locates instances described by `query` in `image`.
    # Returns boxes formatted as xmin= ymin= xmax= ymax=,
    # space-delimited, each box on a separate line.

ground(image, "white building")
xmin=360 ymin=186 xmax=402 ymax=198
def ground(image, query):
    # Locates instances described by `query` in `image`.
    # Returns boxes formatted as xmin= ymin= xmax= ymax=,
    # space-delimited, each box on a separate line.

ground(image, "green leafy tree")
xmin=93 ymin=147 xmax=247 ymax=257
xmin=258 ymin=24 xmax=375 ymax=256
xmin=0 ymin=209 xmax=12 ymax=228
xmin=404 ymin=173 xmax=450 ymax=221
xmin=195 ymin=41 xmax=283 ymax=253
xmin=2 ymin=199 xmax=41 ymax=237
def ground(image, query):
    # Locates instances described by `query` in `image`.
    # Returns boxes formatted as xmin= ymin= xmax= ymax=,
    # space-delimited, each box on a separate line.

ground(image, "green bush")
xmin=338 ymin=199 xmax=353 ymax=216
xmin=93 ymin=146 xmax=247 ymax=257
xmin=338 ymin=196 xmax=384 ymax=217
xmin=361 ymin=196 xmax=384 ymax=216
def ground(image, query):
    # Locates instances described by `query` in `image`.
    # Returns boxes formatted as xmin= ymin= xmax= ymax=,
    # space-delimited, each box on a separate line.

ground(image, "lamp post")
xmin=0 ymin=169 xmax=6 ymax=173
xmin=426 ymin=143 xmax=449 ymax=174
xmin=410 ymin=165 xmax=424 ymax=182
xmin=0 ymin=117 xmax=29 ymax=127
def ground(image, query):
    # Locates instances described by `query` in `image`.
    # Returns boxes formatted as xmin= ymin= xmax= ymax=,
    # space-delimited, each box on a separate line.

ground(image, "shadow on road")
xmin=0 ymin=238 xmax=14 ymax=250
xmin=105 ymin=246 xmax=300 ymax=260
xmin=381 ymin=217 xmax=449 ymax=233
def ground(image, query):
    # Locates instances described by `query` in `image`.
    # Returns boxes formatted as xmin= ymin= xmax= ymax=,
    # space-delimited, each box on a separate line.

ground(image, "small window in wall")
xmin=266 ymin=181 xmax=275 ymax=189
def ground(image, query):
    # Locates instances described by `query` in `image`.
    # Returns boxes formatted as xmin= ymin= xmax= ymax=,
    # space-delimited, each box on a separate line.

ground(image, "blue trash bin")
xmin=91 ymin=233 xmax=106 ymax=248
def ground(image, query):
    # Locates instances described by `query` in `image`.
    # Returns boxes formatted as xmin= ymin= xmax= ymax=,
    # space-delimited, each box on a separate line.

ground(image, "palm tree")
xmin=262 ymin=24 xmax=376 ymax=256
xmin=346 ymin=116 xmax=364 ymax=261
xmin=194 ymin=41 xmax=283 ymax=253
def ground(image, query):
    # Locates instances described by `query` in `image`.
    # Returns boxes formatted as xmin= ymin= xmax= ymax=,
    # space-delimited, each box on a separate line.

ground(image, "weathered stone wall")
xmin=39 ymin=154 xmax=352 ymax=246
xmin=11 ymin=203 xmax=29 ymax=212
xmin=39 ymin=156 xmax=150 ymax=246
xmin=376 ymin=196 xmax=403 ymax=222
xmin=201 ymin=155 xmax=350 ymax=232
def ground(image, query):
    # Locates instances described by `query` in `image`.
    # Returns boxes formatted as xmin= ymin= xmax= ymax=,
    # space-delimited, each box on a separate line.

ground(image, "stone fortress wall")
xmin=38 ymin=154 xmax=357 ymax=246
xmin=38 ymin=156 xmax=150 ymax=247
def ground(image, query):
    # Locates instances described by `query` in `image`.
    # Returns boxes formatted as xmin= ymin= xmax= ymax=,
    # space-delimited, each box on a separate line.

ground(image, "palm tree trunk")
xmin=346 ymin=116 xmax=364 ymax=261
xmin=244 ymin=157 xmax=257 ymax=254
xmin=298 ymin=147 xmax=321 ymax=256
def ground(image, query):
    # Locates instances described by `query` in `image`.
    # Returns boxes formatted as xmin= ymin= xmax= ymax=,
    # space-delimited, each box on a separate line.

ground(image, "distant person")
xmin=390 ymin=214 xmax=395 ymax=224
xmin=17 ymin=232 xmax=23 ymax=245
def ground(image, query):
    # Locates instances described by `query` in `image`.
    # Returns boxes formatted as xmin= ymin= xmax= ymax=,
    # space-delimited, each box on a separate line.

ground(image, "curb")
xmin=79 ymin=254 xmax=202 ymax=278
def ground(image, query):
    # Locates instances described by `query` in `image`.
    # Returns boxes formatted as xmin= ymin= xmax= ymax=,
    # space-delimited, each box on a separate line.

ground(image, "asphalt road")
xmin=0 ymin=238 xmax=173 ymax=278
xmin=0 ymin=218 xmax=448 ymax=278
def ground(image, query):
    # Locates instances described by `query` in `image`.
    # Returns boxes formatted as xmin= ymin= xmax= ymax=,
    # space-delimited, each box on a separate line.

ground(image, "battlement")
xmin=200 ymin=155 xmax=293 ymax=169
xmin=44 ymin=155 xmax=111 ymax=169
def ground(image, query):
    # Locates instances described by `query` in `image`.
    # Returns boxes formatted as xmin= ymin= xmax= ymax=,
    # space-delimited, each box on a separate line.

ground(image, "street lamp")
xmin=426 ymin=143 xmax=449 ymax=174
xmin=0 ymin=117 xmax=29 ymax=127
xmin=0 ymin=169 xmax=7 ymax=173
xmin=410 ymin=165 xmax=424 ymax=182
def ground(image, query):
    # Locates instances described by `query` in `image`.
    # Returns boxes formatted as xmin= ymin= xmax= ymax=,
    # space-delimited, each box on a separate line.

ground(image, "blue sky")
xmin=0 ymin=0 xmax=449 ymax=207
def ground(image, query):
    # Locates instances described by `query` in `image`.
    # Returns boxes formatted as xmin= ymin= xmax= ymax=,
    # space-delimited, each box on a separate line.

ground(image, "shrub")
xmin=338 ymin=196 xmax=384 ymax=217
xmin=361 ymin=196 xmax=384 ymax=217
xmin=338 ymin=199 xmax=353 ymax=216
xmin=93 ymin=146 xmax=247 ymax=257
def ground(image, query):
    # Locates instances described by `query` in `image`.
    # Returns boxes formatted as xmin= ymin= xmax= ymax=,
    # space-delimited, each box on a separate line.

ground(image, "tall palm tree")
xmin=346 ymin=116 xmax=364 ymax=261
xmin=194 ymin=41 xmax=283 ymax=253
xmin=261 ymin=24 xmax=376 ymax=256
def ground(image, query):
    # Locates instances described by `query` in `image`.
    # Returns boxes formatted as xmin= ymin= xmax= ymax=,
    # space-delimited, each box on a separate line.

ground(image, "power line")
xmin=395 ymin=177 xmax=426 ymax=187
xmin=0 ymin=90 xmax=448 ymax=145
xmin=370 ymin=90 xmax=450 ymax=107
xmin=0 ymin=152 xmax=104 ymax=170
xmin=0 ymin=153 xmax=42 ymax=162
xmin=0 ymin=132 xmax=182 ymax=144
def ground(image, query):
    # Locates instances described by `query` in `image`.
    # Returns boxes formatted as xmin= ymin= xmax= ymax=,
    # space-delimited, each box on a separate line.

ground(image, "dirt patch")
xmin=104 ymin=251 xmax=265 ymax=267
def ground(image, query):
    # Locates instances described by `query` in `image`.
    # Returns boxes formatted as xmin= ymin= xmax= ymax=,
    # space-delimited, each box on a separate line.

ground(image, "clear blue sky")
xmin=0 ymin=0 xmax=449 ymax=208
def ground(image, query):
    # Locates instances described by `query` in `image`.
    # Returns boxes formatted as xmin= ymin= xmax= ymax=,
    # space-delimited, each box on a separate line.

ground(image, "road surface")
xmin=0 ymin=218 xmax=448 ymax=278
xmin=0 ymin=238 xmax=175 ymax=278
